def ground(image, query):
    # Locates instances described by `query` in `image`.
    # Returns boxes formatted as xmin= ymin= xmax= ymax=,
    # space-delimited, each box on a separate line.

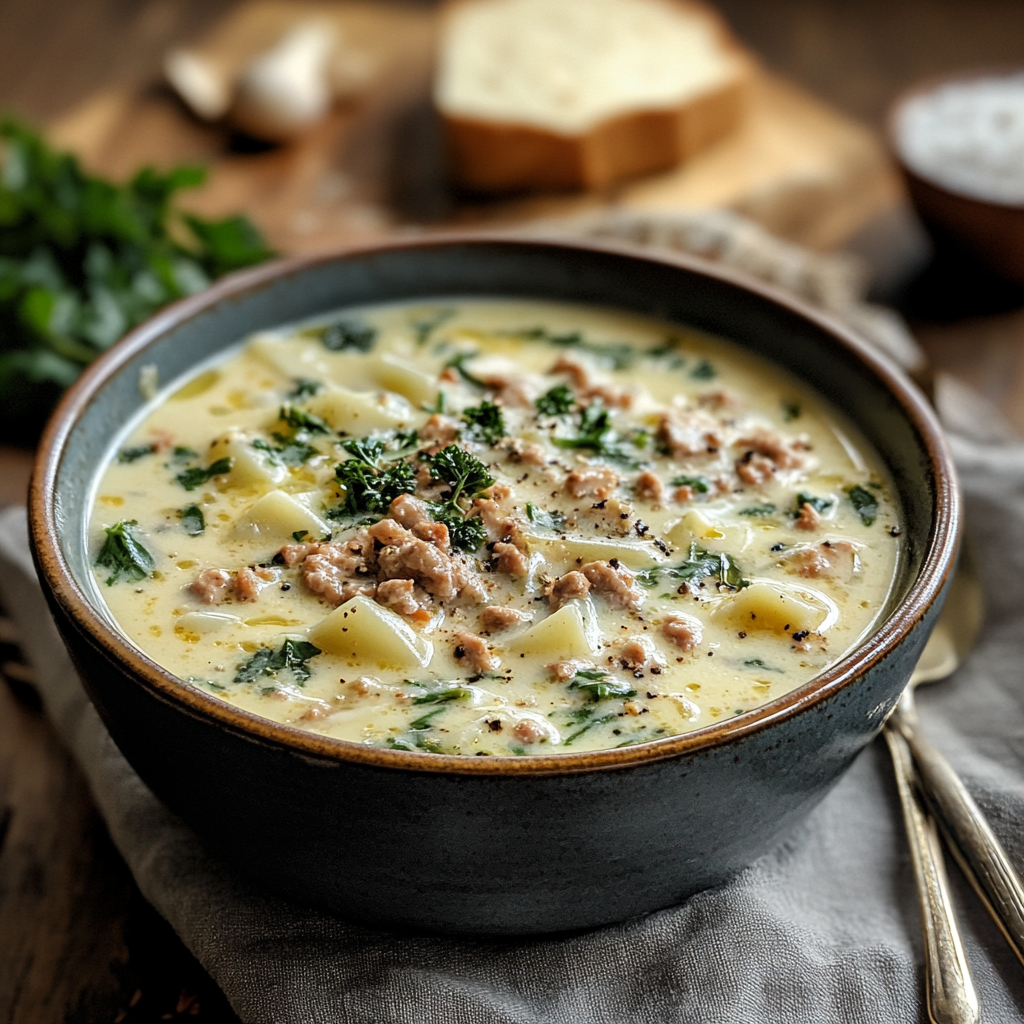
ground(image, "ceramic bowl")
xmin=30 ymin=236 xmax=959 ymax=935
xmin=889 ymin=68 xmax=1024 ymax=284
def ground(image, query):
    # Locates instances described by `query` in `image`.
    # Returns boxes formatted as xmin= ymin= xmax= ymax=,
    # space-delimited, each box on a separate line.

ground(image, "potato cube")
xmin=309 ymin=595 xmax=433 ymax=669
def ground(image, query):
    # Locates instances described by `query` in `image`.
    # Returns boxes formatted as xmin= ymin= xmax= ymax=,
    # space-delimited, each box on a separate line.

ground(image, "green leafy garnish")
xmin=234 ymin=638 xmax=322 ymax=685
xmin=568 ymin=670 xmax=636 ymax=702
xmin=670 ymin=474 xmax=709 ymax=493
xmin=781 ymin=401 xmax=801 ymax=421
xmin=117 ymin=444 xmax=156 ymax=464
xmin=847 ymin=484 xmax=879 ymax=526
xmin=690 ymin=359 xmax=716 ymax=380
xmin=289 ymin=377 xmax=323 ymax=399
xmin=739 ymin=504 xmax=776 ymax=517
xmin=0 ymin=119 xmax=272 ymax=438
xmin=444 ymin=351 xmax=488 ymax=389
xmin=564 ymin=712 xmax=618 ymax=746
xmin=552 ymin=401 xmax=642 ymax=467
xmin=95 ymin=520 xmax=155 ymax=585
xmin=334 ymin=456 xmax=417 ymax=518
xmin=308 ymin=318 xmax=376 ymax=352
xmin=178 ymin=504 xmax=205 ymax=536
xmin=427 ymin=445 xmax=494 ymax=503
xmin=411 ymin=306 xmax=456 ymax=345
xmin=535 ymin=383 xmax=575 ymax=416
xmin=461 ymin=400 xmax=506 ymax=445
xmin=279 ymin=405 xmax=329 ymax=434
xmin=175 ymin=457 xmax=231 ymax=491
xmin=526 ymin=502 xmax=566 ymax=531
xmin=636 ymin=542 xmax=749 ymax=591
xmin=171 ymin=445 xmax=198 ymax=463
xmin=409 ymin=706 xmax=448 ymax=730
xmin=743 ymin=658 xmax=784 ymax=673
xmin=252 ymin=435 xmax=319 ymax=467
xmin=411 ymin=685 xmax=473 ymax=705
xmin=507 ymin=327 xmax=637 ymax=370
xmin=429 ymin=502 xmax=488 ymax=552
xmin=793 ymin=492 xmax=833 ymax=516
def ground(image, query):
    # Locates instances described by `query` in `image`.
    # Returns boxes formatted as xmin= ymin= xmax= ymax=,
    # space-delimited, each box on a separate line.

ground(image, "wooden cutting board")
xmin=46 ymin=0 xmax=902 ymax=257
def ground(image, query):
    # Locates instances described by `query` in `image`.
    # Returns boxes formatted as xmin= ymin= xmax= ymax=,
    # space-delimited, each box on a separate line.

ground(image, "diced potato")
xmin=504 ymin=598 xmax=599 ymax=659
xmin=305 ymin=385 xmax=418 ymax=434
xmin=714 ymin=582 xmax=831 ymax=634
xmin=235 ymin=490 xmax=330 ymax=542
xmin=664 ymin=511 xmax=753 ymax=554
xmin=525 ymin=534 xmax=664 ymax=571
xmin=248 ymin=334 xmax=330 ymax=382
xmin=176 ymin=611 xmax=241 ymax=634
xmin=370 ymin=354 xmax=439 ymax=407
xmin=309 ymin=595 xmax=433 ymax=669
xmin=208 ymin=430 xmax=287 ymax=489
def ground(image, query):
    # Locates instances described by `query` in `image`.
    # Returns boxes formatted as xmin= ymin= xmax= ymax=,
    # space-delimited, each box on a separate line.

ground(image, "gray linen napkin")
xmin=3 ymin=427 xmax=1024 ymax=1023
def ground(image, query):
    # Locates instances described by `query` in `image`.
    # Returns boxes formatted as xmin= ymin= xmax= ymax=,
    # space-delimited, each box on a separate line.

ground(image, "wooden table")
xmin=2 ymin=2 xmax=1024 ymax=1021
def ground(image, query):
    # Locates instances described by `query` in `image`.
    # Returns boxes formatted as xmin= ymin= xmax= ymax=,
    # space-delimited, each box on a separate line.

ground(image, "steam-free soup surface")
xmin=90 ymin=299 xmax=902 ymax=755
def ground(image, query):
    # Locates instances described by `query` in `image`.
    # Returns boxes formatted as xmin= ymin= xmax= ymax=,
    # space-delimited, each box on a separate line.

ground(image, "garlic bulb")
xmin=231 ymin=22 xmax=336 ymax=142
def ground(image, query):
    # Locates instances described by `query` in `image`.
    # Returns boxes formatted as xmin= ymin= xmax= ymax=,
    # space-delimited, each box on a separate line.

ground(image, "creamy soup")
xmin=89 ymin=299 xmax=902 ymax=755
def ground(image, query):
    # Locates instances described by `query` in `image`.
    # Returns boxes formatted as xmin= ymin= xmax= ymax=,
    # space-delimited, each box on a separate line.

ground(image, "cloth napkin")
xmin=4 ymin=221 xmax=1024 ymax=1022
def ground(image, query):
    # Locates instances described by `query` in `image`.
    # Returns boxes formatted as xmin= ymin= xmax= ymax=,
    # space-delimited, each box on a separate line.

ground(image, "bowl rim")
xmin=886 ymin=64 xmax=1024 ymax=212
xmin=29 ymin=232 xmax=960 ymax=777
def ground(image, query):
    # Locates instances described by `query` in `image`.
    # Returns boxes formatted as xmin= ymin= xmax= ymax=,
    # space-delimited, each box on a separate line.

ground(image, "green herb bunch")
xmin=0 ymin=120 xmax=273 ymax=438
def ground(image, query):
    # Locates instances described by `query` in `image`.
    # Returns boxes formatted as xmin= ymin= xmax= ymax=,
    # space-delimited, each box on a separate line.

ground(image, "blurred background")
xmin=2 ymin=1 xmax=1024 ymax=1021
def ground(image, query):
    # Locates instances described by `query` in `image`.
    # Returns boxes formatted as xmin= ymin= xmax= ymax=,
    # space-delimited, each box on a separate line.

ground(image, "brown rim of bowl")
xmin=886 ymin=65 xmax=1024 ymax=212
xmin=30 ymin=233 xmax=960 ymax=778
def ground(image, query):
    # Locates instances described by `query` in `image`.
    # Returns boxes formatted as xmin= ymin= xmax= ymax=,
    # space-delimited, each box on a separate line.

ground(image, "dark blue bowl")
xmin=30 ymin=236 xmax=959 ymax=934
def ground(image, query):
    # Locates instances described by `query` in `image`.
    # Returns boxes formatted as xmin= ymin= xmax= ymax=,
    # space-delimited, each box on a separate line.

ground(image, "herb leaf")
xmin=427 ymin=445 xmax=494 ymax=504
xmin=444 ymin=351 xmax=488 ymax=389
xmin=568 ymin=670 xmax=636 ymax=702
xmin=847 ymin=484 xmax=879 ymax=526
xmin=670 ymin=474 xmax=709 ymax=493
xmin=289 ymin=377 xmax=323 ymax=399
xmin=564 ymin=712 xmax=618 ymax=746
xmin=234 ymin=638 xmax=322 ymax=685
xmin=279 ymin=405 xmax=330 ymax=434
xmin=690 ymin=359 xmax=716 ymax=380
xmin=793 ymin=492 xmax=833 ymax=516
xmin=526 ymin=502 xmax=565 ymax=531
xmin=552 ymin=401 xmax=642 ymax=467
xmin=411 ymin=685 xmax=473 ymax=705
xmin=178 ymin=504 xmax=205 ymax=536
xmin=176 ymin=457 xmax=231 ymax=491
xmin=118 ymin=443 xmax=156 ymax=464
xmin=636 ymin=542 xmax=749 ymax=591
xmin=95 ymin=520 xmax=155 ymax=585
xmin=334 ymin=456 xmax=417 ymax=518
xmin=535 ymin=383 xmax=575 ymax=416
xmin=310 ymin=318 xmax=376 ymax=352
xmin=461 ymin=400 xmax=506 ymax=445
xmin=739 ymin=503 xmax=776 ymax=517
xmin=428 ymin=501 xmax=488 ymax=552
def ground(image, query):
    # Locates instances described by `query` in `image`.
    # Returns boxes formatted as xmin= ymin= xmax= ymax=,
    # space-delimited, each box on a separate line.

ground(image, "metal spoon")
xmin=890 ymin=549 xmax=1024 ymax=967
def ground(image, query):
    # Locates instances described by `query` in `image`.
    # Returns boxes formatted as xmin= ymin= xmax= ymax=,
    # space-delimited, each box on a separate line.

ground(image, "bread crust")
xmin=437 ymin=0 xmax=754 ymax=193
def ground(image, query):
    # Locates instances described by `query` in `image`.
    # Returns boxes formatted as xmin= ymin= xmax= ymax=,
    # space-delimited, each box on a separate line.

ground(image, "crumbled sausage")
xmin=502 ymin=437 xmax=547 ymax=466
xmin=492 ymin=541 xmax=529 ymax=576
xmin=453 ymin=631 xmax=499 ymax=673
xmin=482 ymin=374 xmax=535 ymax=408
xmin=784 ymin=540 xmax=859 ymax=579
xmin=794 ymin=502 xmax=823 ymax=531
xmin=189 ymin=568 xmax=233 ymax=604
xmin=735 ymin=428 xmax=805 ymax=470
xmin=512 ymin=718 xmax=548 ymax=744
xmin=234 ymin=565 xmax=276 ymax=602
xmin=412 ymin=520 xmax=451 ymax=552
xmin=547 ymin=570 xmax=591 ymax=610
xmin=736 ymin=452 xmax=776 ymax=487
xmin=662 ymin=613 xmax=704 ymax=651
xmin=566 ymin=466 xmax=619 ymax=501
xmin=375 ymin=578 xmax=430 ymax=618
xmin=480 ymin=606 xmax=533 ymax=631
xmin=580 ymin=560 xmax=643 ymax=612
xmin=302 ymin=553 xmax=375 ymax=606
xmin=673 ymin=485 xmax=696 ymax=503
xmin=420 ymin=414 xmax=460 ymax=444
xmin=388 ymin=493 xmax=431 ymax=529
xmin=657 ymin=410 xmax=722 ymax=459
xmin=373 ymin=519 xmax=486 ymax=604
xmin=634 ymin=470 xmax=664 ymax=504
xmin=548 ymin=659 xmax=593 ymax=682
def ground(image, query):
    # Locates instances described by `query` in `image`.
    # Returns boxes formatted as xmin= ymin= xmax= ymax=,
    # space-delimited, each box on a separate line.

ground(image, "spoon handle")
xmin=885 ymin=727 xmax=980 ymax=1024
xmin=897 ymin=714 xmax=1024 ymax=967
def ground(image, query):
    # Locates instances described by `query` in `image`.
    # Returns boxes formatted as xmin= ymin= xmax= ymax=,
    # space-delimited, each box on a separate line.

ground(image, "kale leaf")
xmin=234 ymin=638 xmax=322 ymax=685
xmin=279 ymin=404 xmax=330 ymax=434
xmin=670 ymin=474 xmax=709 ymax=493
xmin=461 ymin=400 xmax=506 ymax=445
xmin=535 ymin=383 xmax=575 ymax=416
xmin=117 ymin=443 xmax=156 ymax=464
xmin=178 ymin=504 xmax=205 ymax=536
xmin=176 ymin=456 xmax=232 ymax=491
xmin=847 ymin=484 xmax=879 ymax=526
xmin=636 ymin=542 xmax=749 ymax=591
xmin=95 ymin=520 xmax=155 ymax=585
xmin=310 ymin=318 xmax=376 ymax=352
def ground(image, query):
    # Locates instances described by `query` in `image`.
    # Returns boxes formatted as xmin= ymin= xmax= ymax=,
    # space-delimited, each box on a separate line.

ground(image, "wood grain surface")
xmin=1 ymin=2 xmax=1024 ymax=1021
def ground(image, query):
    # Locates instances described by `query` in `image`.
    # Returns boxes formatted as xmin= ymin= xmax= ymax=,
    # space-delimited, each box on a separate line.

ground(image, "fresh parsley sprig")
xmin=424 ymin=445 xmax=494 ymax=552
xmin=461 ymin=400 xmax=506 ymax=445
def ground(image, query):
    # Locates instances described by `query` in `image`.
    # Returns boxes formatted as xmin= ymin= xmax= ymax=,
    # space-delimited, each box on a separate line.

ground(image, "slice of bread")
xmin=435 ymin=0 xmax=752 ymax=193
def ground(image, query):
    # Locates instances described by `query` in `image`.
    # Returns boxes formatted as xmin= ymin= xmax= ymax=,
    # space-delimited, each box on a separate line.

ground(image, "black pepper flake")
xmin=738 ymin=631 xmax=747 ymax=638
xmin=280 ymin=583 xmax=291 ymax=591
xmin=609 ymin=557 xmax=621 ymax=569
xmin=488 ymin=720 xmax=502 ymax=732
xmin=454 ymin=645 xmax=466 ymax=659
xmin=650 ymin=666 xmax=662 ymax=675
xmin=633 ymin=670 xmax=644 ymax=679
xmin=647 ymin=692 xmax=658 ymax=699
xmin=771 ymin=543 xmax=785 ymax=552
xmin=634 ymin=520 xmax=649 ymax=537
xmin=792 ymin=630 xmax=810 ymax=642
xmin=708 ymin=651 xmax=714 ymax=657
xmin=890 ymin=525 xmax=902 ymax=537
xmin=654 ymin=539 xmax=670 ymax=555
xmin=592 ymin=499 xmax=608 ymax=510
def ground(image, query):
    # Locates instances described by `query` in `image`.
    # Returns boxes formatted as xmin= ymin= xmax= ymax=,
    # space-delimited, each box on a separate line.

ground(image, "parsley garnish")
xmin=847 ymin=485 xmax=879 ymax=526
xmin=334 ymin=456 xmax=417 ymax=518
xmin=670 ymin=474 xmax=709 ymax=493
xmin=279 ymin=405 xmax=329 ymax=434
xmin=171 ymin=446 xmax=198 ymax=463
xmin=782 ymin=401 xmax=801 ymax=421
xmin=308 ymin=318 xmax=376 ymax=352
xmin=176 ymin=457 xmax=232 ymax=491
xmin=552 ymin=401 xmax=642 ymax=467
xmin=178 ymin=504 xmax=205 ymax=536
xmin=535 ymin=383 xmax=575 ymax=416
xmin=95 ymin=520 xmax=155 ymax=585
xmin=253 ymin=435 xmax=319 ymax=467
xmin=444 ymin=351 xmax=488 ymax=389
xmin=289 ymin=377 xmax=323 ymax=399
xmin=636 ymin=542 xmax=749 ymax=591
xmin=690 ymin=359 xmax=716 ymax=380
xmin=793 ymin=492 xmax=833 ymax=516
xmin=117 ymin=444 xmax=156 ymax=464
xmin=425 ymin=445 xmax=494 ymax=552
xmin=233 ymin=638 xmax=322 ymax=685
xmin=461 ymin=400 xmax=506 ymax=445
xmin=411 ymin=684 xmax=474 ymax=705
xmin=739 ymin=503 xmax=776 ymax=517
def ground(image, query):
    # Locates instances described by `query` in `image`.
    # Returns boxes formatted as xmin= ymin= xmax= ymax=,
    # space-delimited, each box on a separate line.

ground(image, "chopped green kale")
xmin=178 ymin=504 xmax=205 ymax=536
xmin=427 ymin=445 xmax=494 ymax=503
xmin=171 ymin=446 xmax=198 ymax=463
xmin=252 ymin=435 xmax=319 ymax=468
xmin=743 ymin=658 xmax=784 ymax=673
xmin=279 ymin=404 xmax=329 ymax=434
xmin=411 ymin=685 xmax=474 ymax=705
xmin=670 ymin=474 xmax=709 ymax=493
xmin=781 ymin=401 xmax=801 ymax=422
xmin=526 ymin=502 xmax=566 ymax=531
xmin=564 ymin=712 xmax=618 ymax=746
xmin=568 ymin=669 xmax=636 ymax=702
xmin=551 ymin=401 xmax=643 ymax=467
xmin=411 ymin=306 xmax=456 ymax=345
xmin=793 ymin=492 xmax=833 ymax=516
xmin=289 ymin=377 xmax=323 ymax=399
xmin=95 ymin=520 xmax=155 ymax=585
xmin=175 ymin=457 xmax=232 ymax=491
xmin=508 ymin=326 xmax=638 ymax=370
xmin=535 ymin=383 xmax=576 ymax=416
xmin=333 ymin=456 xmax=417 ymax=518
xmin=739 ymin=503 xmax=777 ymax=517
xmin=234 ymin=638 xmax=322 ymax=685
xmin=636 ymin=541 xmax=749 ymax=591
xmin=461 ymin=400 xmax=506 ymax=445
xmin=310 ymin=318 xmax=376 ymax=352
xmin=690 ymin=359 xmax=716 ymax=380
xmin=847 ymin=484 xmax=879 ymax=526
xmin=117 ymin=444 xmax=156 ymax=464
xmin=444 ymin=351 xmax=488 ymax=389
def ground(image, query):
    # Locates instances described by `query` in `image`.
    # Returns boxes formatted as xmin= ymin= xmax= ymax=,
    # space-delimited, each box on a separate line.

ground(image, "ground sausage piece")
xmin=512 ymin=718 xmax=548 ymax=745
xmin=657 ymin=410 xmax=722 ymax=459
xmin=736 ymin=452 xmax=777 ymax=487
xmin=547 ymin=570 xmax=591 ymax=611
xmin=482 ymin=374 xmax=534 ymax=408
xmin=492 ymin=541 xmax=529 ymax=577
xmin=453 ymin=631 xmax=499 ymax=673
xmin=548 ymin=660 xmax=593 ymax=682
xmin=673 ymin=485 xmax=696 ymax=503
xmin=794 ymin=502 xmax=823 ymax=531
xmin=277 ymin=542 xmax=315 ymax=567
xmin=580 ymin=560 xmax=644 ymax=612
xmin=620 ymin=640 xmax=650 ymax=669
xmin=388 ymin=493 xmax=431 ymax=529
xmin=566 ymin=466 xmax=619 ymax=501
xmin=550 ymin=354 xmax=634 ymax=408
xmin=190 ymin=568 xmax=233 ymax=604
xmin=420 ymin=413 xmax=460 ymax=444
xmin=412 ymin=520 xmax=451 ymax=552
xmin=302 ymin=553 xmax=374 ymax=606
xmin=503 ymin=437 xmax=547 ymax=466
xmin=785 ymin=540 xmax=859 ymax=579
xmin=234 ymin=566 xmax=275 ymax=602
xmin=662 ymin=613 xmax=703 ymax=652
xmin=735 ymin=428 xmax=805 ymax=470
xmin=480 ymin=606 xmax=533 ymax=631
xmin=634 ymin=470 xmax=664 ymax=504
xmin=375 ymin=578 xmax=428 ymax=618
